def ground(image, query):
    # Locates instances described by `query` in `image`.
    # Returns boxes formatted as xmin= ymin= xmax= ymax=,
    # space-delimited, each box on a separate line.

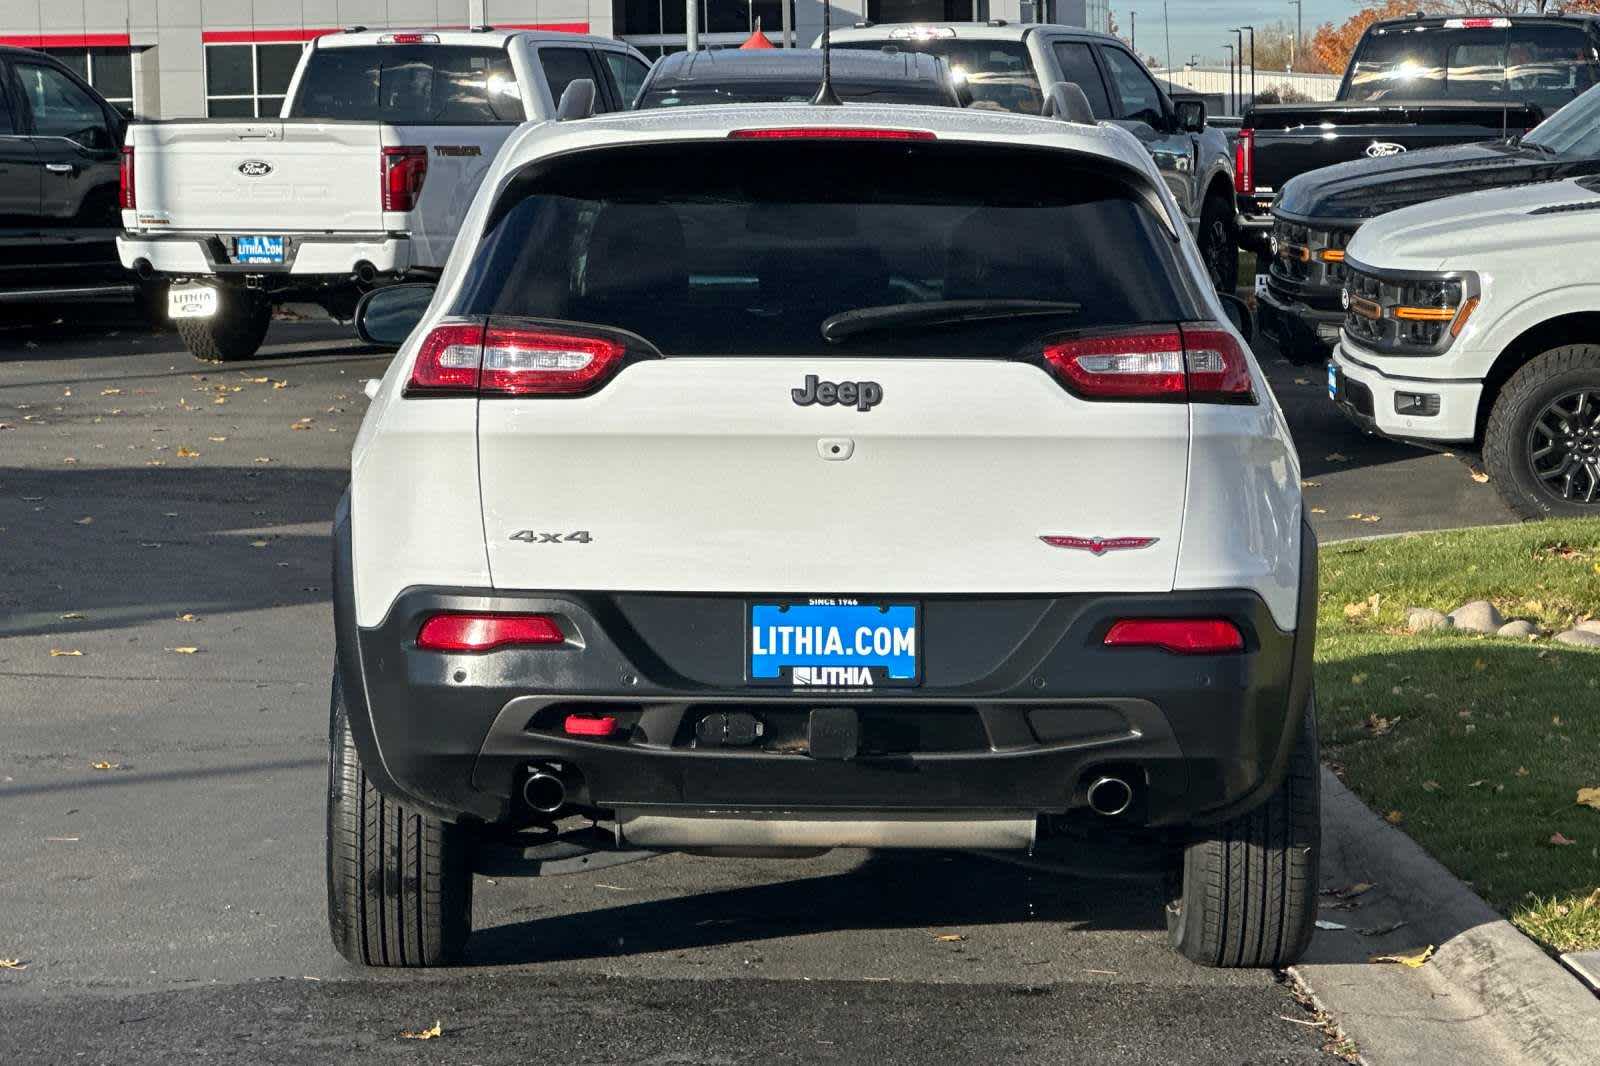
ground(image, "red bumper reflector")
xmin=416 ymin=613 xmax=565 ymax=652
xmin=563 ymin=714 xmax=618 ymax=737
xmin=727 ymin=127 xmax=936 ymax=140
xmin=1103 ymin=619 xmax=1244 ymax=655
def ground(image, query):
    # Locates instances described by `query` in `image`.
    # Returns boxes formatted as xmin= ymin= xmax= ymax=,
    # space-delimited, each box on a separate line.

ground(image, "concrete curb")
xmin=1293 ymin=768 xmax=1600 ymax=1066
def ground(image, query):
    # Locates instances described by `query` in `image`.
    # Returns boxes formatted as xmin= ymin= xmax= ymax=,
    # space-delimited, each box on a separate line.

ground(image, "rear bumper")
xmin=117 ymin=232 xmax=413 ymax=278
xmin=333 ymin=495 xmax=1317 ymax=834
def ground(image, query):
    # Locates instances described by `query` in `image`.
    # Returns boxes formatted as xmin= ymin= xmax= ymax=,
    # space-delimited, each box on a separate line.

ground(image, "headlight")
xmin=1342 ymin=264 xmax=1479 ymax=355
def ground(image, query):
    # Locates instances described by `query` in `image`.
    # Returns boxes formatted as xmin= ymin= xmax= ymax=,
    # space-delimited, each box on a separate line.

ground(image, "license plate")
xmin=748 ymin=600 xmax=919 ymax=688
xmin=167 ymin=284 xmax=218 ymax=319
xmin=1327 ymin=362 xmax=1340 ymax=401
xmin=234 ymin=235 xmax=284 ymax=264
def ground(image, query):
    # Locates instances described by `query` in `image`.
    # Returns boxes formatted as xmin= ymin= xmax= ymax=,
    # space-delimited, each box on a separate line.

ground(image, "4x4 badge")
xmin=1040 ymin=535 xmax=1158 ymax=556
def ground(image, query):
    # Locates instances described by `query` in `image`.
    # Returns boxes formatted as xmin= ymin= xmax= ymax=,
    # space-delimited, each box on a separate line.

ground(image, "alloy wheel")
xmin=1527 ymin=388 xmax=1600 ymax=504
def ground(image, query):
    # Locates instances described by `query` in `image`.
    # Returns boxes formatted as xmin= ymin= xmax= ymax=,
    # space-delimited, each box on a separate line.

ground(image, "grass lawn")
xmin=1315 ymin=519 xmax=1600 ymax=954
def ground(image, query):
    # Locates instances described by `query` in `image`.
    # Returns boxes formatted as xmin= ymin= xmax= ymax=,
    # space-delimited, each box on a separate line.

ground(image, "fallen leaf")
xmin=1577 ymin=787 xmax=1600 ymax=810
xmin=90 ymin=761 xmax=118 ymax=771
xmin=1324 ymin=882 xmax=1376 ymax=899
xmin=1370 ymin=945 xmax=1434 ymax=968
xmin=1310 ymin=507 xmax=1327 ymax=514
xmin=1350 ymin=672 xmax=1368 ymax=685
xmin=168 ymin=647 xmax=200 ymax=655
xmin=59 ymin=612 xmax=85 ymax=621
xmin=1300 ymin=479 xmax=1321 ymax=488
xmin=0 ymin=959 xmax=28 ymax=970
xmin=1385 ymin=810 xmax=1405 ymax=826
xmin=1365 ymin=714 xmax=1398 ymax=736
xmin=49 ymin=649 xmax=83 ymax=657
xmin=1470 ymin=470 xmax=1490 ymax=483
xmin=932 ymin=933 xmax=966 ymax=942
xmin=1473 ymin=659 xmax=1487 ymax=672
xmin=1325 ymin=452 xmax=1349 ymax=462
xmin=246 ymin=376 xmax=270 ymax=384
xmin=176 ymin=446 xmax=199 ymax=458
xmin=253 ymin=457 xmax=272 ymax=464
xmin=208 ymin=436 xmax=228 ymax=443
xmin=1314 ymin=920 xmax=1346 ymax=930
xmin=177 ymin=613 xmax=199 ymax=623
xmin=100 ymin=388 xmax=122 ymax=396
xmin=1422 ymin=780 xmax=1441 ymax=792
xmin=1344 ymin=602 xmax=1367 ymax=620
xmin=1345 ymin=513 xmax=1383 ymax=523
xmin=249 ymin=539 xmax=269 ymax=549
xmin=73 ymin=516 xmax=93 ymax=526
xmin=272 ymin=380 xmax=288 ymax=390
xmin=1515 ymin=766 xmax=1529 ymax=777
xmin=1358 ymin=921 xmax=1407 ymax=937
xmin=400 ymin=1021 xmax=442 ymax=1041
xmin=1550 ymin=832 xmax=1578 ymax=846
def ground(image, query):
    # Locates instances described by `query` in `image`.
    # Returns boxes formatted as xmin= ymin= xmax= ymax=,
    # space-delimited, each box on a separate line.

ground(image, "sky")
xmin=1114 ymin=0 xmax=1358 ymax=67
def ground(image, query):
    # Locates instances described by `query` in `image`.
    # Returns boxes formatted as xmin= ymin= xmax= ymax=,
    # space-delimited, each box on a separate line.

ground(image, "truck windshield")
xmin=1344 ymin=23 xmax=1595 ymax=111
xmin=637 ymin=82 xmax=953 ymax=108
xmin=288 ymin=45 xmax=524 ymax=123
xmin=1522 ymin=81 xmax=1600 ymax=155
xmin=456 ymin=140 xmax=1192 ymax=357
xmin=834 ymin=40 xmax=1042 ymax=114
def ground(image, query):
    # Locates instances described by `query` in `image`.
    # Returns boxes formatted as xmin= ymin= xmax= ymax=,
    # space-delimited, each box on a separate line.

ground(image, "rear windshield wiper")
xmin=821 ymin=299 xmax=1082 ymax=343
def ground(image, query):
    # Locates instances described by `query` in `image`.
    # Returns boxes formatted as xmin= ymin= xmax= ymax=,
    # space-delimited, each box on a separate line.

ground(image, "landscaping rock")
xmin=1576 ymin=620 xmax=1600 ymax=636
xmin=1448 ymin=600 xmax=1504 ymax=634
xmin=1406 ymin=608 xmax=1453 ymax=633
xmin=1497 ymin=620 xmax=1539 ymax=639
xmin=1554 ymin=629 xmax=1600 ymax=648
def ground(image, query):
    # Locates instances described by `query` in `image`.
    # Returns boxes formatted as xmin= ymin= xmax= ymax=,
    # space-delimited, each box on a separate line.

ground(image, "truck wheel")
xmin=1167 ymin=695 xmax=1320 ymax=968
xmin=326 ymin=672 xmax=472 ymax=967
xmin=1199 ymin=193 xmax=1240 ymax=295
xmin=174 ymin=287 xmax=271 ymax=362
xmin=1483 ymin=345 xmax=1600 ymax=519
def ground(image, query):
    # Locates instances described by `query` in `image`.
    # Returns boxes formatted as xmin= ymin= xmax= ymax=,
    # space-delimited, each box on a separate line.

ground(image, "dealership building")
xmin=0 ymin=0 xmax=1105 ymax=118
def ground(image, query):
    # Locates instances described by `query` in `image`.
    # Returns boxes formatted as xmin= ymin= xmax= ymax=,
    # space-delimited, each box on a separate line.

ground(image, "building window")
xmin=618 ymin=0 xmax=796 ymax=57
xmin=205 ymin=43 xmax=305 ymax=117
xmin=42 ymin=48 xmax=134 ymax=116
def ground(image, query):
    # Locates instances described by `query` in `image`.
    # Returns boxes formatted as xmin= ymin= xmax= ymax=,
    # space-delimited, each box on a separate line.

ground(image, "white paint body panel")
xmin=350 ymin=104 xmax=1304 ymax=631
xmin=1342 ymin=177 xmax=1600 ymax=443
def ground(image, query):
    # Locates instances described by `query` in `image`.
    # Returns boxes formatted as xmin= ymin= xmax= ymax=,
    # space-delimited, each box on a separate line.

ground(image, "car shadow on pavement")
xmin=466 ymin=850 xmax=1166 ymax=964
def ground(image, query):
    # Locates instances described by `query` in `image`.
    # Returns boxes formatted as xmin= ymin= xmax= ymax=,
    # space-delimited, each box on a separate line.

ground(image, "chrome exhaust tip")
xmin=522 ymin=767 xmax=567 ymax=814
xmin=1085 ymin=775 xmax=1135 ymax=817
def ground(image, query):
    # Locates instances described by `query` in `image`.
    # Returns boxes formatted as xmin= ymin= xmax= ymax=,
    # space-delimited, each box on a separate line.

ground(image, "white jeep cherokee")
xmin=1331 ymin=174 xmax=1600 ymax=518
xmin=330 ymin=102 xmax=1319 ymax=969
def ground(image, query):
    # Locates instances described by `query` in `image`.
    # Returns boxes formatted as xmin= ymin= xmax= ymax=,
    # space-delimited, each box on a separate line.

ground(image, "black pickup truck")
xmin=1245 ymin=14 xmax=1600 ymax=358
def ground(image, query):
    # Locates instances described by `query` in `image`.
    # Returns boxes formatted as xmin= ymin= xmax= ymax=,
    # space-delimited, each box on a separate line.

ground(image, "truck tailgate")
xmin=130 ymin=121 xmax=384 ymax=233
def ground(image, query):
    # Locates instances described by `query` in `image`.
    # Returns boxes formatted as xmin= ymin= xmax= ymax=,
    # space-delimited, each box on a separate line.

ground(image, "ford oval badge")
xmin=238 ymin=160 xmax=273 ymax=177
xmin=1365 ymin=142 xmax=1406 ymax=158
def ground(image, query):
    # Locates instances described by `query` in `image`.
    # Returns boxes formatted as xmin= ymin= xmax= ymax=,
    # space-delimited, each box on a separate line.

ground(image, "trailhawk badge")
xmin=1040 ymin=535 xmax=1159 ymax=555
xmin=1365 ymin=142 xmax=1406 ymax=158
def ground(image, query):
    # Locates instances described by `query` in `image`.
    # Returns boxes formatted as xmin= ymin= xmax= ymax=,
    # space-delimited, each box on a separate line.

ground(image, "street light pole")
xmin=686 ymin=0 xmax=699 ymax=52
xmin=1223 ymin=43 xmax=1234 ymax=115
xmin=1131 ymin=10 xmax=1136 ymax=53
xmin=1241 ymin=25 xmax=1255 ymax=104
xmin=1288 ymin=0 xmax=1302 ymax=70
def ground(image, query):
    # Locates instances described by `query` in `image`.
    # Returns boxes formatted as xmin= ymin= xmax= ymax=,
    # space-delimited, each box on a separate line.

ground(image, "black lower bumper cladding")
xmin=333 ymin=493 xmax=1317 ymax=831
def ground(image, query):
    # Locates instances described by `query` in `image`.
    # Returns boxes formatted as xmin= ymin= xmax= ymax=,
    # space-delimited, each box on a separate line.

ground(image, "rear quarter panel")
xmin=385 ymin=124 xmax=517 ymax=268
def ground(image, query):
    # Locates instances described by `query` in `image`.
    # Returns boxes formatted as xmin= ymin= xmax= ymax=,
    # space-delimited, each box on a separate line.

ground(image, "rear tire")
xmin=1166 ymin=695 xmax=1320 ymax=968
xmin=175 ymin=286 xmax=271 ymax=362
xmin=326 ymin=673 xmax=473 ymax=967
xmin=1483 ymin=345 xmax=1600 ymax=520
xmin=1199 ymin=193 xmax=1240 ymax=295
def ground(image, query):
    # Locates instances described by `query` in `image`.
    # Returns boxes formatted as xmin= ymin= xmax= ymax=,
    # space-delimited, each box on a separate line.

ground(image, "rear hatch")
xmin=130 ymin=120 xmax=384 ymax=233
xmin=420 ymin=135 xmax=1252 ymax=595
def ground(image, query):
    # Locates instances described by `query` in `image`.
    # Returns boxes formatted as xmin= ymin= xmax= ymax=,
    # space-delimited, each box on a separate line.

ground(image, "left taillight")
xmin=416 ymin=613 xmax=565 ymax=652
xmin=1233 ymin=129 xmax=1254 ymax=195
xmin=119 ymin=146 xmax=136 ymax=210
xmin=1042 ymin=325 xmax=1255 ymax=404
xmin=381 ymin=145 xmax=429 ymax=212
xmin=405 ymin=321 xmax=630 ymax=397
xmin=1104 ymin=618 xmax=1244 ymax=655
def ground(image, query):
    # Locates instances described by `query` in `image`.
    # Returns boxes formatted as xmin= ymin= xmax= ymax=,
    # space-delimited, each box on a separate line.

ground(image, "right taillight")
xmin=405 ymin=320 xmax=630 ymax=397
xmin=381 ymin=146 xmax=429 ymax=212
xmin=417 ymin=612 xmax=565 ymax=651
xmin=1104 ymin=618 xmax=1244 ymax=655
xmin=1042 ymin=325 xmax=1255 ymax=404
xmin=119 ymin=146 xmax=136 ymax=210
xmin=1234 ymin=129 xmax=1254 ymax=195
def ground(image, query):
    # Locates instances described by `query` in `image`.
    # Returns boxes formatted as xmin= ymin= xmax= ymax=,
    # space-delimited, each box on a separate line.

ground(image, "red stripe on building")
xmin=0 ymin=32 xmax=132 ymax=47
xmin=496 ymin=23 xmax=591 ymax=33
xmin=201 ymin=22 xmax=589 ymax=44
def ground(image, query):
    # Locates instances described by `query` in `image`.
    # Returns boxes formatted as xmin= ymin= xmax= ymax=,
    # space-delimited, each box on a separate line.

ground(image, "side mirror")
xmin=1042 ymin=81 xmax=1095 ymax=124
xmin=1218 ymin=293 xmax=1255 ymax=344
xmin=1175 ymin=98 xmax=1206 ymax=133
xmin=355 ymin=283 xmax=436 ymax=349
xmin=556 ymin=78 xmax=596 ymax=121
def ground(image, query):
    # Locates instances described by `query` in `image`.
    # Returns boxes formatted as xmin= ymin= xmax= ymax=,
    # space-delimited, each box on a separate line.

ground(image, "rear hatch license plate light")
xmin=747 ymin=600 xmax=920 ymax=688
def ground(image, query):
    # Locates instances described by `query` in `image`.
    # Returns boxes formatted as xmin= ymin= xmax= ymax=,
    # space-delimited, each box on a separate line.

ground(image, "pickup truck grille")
xmin=1268 ymin=219 xmax=1353 ymax=305
xmin=1343 ymin=264 xmax=1473 ymax=356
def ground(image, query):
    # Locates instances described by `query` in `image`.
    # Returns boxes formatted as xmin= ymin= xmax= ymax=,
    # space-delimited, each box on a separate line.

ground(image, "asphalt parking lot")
xmin=0 ymin=310 xmax=1511 ymax=1064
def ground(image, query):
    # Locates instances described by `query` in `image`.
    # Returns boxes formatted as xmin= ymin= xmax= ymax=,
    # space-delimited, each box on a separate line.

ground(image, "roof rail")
xmin=342 ymin=25 xmax=368 ymax=33
xmin=988 ymin=18 xmax=1008 ymax=26
xmin=853 ymin=20 xmax=874 ymax=27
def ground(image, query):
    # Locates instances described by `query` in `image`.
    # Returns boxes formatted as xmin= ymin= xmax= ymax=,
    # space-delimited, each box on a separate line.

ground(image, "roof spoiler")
xmin=556 ymin=79 xmax=597 ymax=121
xmin=1043 ymin=82 xmax=1095 ymax=124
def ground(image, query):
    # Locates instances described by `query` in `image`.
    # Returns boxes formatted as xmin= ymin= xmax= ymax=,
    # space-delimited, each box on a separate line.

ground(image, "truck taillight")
xmin=1042 ymin=325 xmax=1255 ymax=404
xmin=405 ymin=321 xmax=630 ymax=397
xmin=119 ymin=146 xmax=136 ymax=210
xmin=1234 ymin=129 xmax=1253 ymax=195
xmin=381 ymin=146 xmax=429 ymax=212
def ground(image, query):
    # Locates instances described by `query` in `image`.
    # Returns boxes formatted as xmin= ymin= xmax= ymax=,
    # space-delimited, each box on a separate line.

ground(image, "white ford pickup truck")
xmin=117 ymin=27 xmax=651 ymax=362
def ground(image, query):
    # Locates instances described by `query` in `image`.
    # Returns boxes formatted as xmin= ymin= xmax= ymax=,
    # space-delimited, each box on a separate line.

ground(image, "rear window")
xmin=455 ymin=141 xmax=1193 ymax=358
xmin=289 ymin=45 xmax=524 ymax=123
xmin=835 ymin=40 xmax=1042 ymax=114
xmin=637 ymin=80 xmax=955 ymax=108
xmin=1345 ymin=23 xmax=1596 ymax=111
